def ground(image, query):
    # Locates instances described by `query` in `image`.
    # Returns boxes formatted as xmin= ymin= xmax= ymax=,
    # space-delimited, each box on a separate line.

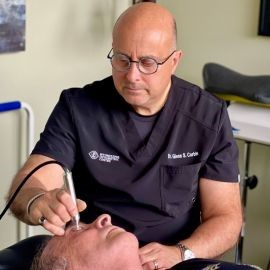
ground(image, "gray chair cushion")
xmin=203 ymin=63 xmax=270 ymax=104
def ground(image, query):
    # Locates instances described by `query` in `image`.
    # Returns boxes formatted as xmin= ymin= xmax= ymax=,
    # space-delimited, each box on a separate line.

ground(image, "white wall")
xmin=0 ymin=0 xmax=269 ymax=269
xmin=160 ymin=0 xmax=270 ymax=84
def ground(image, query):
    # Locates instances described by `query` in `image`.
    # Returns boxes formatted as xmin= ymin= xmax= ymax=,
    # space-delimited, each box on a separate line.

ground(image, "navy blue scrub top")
xmin=32 ymin=75 xmax=239 ymax=245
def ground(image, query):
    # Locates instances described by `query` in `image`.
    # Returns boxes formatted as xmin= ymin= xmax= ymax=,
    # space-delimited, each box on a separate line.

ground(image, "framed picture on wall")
xmin=258 ymin=0 xmax=270 ymax=36
xmin=0 ymin=0 xmax=25 ymax=53
xmin=133 ymin=0 xmax=156 ymax=4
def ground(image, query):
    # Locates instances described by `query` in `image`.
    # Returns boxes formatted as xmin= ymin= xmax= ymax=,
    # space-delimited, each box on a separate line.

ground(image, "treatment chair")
xmin=0 ymin=235 xmax=51 ymax=270
xmin=0 ymin=235 xmax=263 ymax=270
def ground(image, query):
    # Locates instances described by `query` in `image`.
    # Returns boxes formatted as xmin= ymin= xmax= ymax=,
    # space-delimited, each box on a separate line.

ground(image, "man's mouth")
xmin=107 ymin=226 xmax=125 ymax=238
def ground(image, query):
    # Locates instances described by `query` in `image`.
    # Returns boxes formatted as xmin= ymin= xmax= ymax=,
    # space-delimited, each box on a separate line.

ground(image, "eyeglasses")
xmin=107 ymin=48 xmax=176 ymax=75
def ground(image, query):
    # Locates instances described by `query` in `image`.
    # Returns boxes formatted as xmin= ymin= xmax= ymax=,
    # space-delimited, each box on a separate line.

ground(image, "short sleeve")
xmin=200 ymin=102 xmax=239 ymax=182
xmin=31 ymin=90 xmax=77 ymax=169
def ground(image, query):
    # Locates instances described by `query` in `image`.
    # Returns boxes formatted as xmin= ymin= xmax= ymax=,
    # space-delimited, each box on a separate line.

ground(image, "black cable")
xmin=0 ymin=160 xmax=65 ymax=220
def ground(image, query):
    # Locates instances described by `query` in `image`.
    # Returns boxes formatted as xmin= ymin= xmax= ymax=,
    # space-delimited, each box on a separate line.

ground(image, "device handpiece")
xmin=64 ymin=168 xmax=80 ymax=230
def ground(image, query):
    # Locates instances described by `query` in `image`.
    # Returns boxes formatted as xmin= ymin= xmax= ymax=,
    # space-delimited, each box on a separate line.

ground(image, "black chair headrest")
xmin=0 ymin=235 xmax=51 ymax=270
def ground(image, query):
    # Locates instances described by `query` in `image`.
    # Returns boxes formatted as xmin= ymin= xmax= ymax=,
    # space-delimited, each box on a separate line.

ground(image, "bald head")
xmin=110 ymin=3 xmax=182 ymax=116
xmin=113 ymin=3 xmax=177 ymax=50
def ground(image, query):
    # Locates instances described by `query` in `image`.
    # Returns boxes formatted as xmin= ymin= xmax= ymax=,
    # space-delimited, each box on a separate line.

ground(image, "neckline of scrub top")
xmin=123 ymin=77 xmax=184 ymax=162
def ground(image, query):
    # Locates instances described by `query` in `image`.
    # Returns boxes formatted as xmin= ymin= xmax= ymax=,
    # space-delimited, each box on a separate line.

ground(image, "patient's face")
xmin=41 ymin=214 xmax=142 ymax=270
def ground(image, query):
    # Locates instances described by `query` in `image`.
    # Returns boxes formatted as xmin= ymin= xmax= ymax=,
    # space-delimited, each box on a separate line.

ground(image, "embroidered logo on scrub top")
xmin=88 ymin=150 xmax=120 ymax=163
xmin=168 ymin=151 xmax=199 ymax=159
xmin=202 ymin=263 xmax=221 ymax=270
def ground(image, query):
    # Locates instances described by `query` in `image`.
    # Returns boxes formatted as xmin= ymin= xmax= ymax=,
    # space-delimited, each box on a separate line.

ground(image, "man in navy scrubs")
xmin=8 ymin=2 xmax=242 ymax=269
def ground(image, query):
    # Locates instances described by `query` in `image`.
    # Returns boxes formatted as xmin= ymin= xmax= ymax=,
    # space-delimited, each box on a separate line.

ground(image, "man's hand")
xmin=28 ymin=188 xmax=87 ymax=235
xmin=139 ymin=242 xmax=181 ymax=270
xmin=8 ymin=154 xmax=87 ymax=235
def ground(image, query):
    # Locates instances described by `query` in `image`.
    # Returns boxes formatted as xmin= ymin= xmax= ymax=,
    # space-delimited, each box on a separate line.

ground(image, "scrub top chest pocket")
xmin=160 ymin=162 xmax=201 ymax=217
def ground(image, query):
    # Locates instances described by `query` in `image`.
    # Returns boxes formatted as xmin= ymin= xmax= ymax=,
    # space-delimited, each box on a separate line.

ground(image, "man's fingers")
xmin=29 ymin=188 xmax=86 ymax=235
xmin=77 ymin=199 xmax=87 ymax=212
xmin=139 ymin=243 xmax=180 ymax=270
xmin=56 ymin=189 xmax=79 ymax=217
xmin=30 ymin=189 xmax=72 ymax=225
xmin=139 ymin=243 xmax=160 ymax=265
xmin=56 ymin=190 xmax=87 ymax=216
xmin=42 ymin=220 xmax=65 ymax=236
xmin=47 ymin=203 xmax=71 ymax=225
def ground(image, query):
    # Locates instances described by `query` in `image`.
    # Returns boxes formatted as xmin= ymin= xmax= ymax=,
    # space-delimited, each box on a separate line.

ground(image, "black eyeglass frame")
xmin=107 ymin=48 xmax=176 ymax=75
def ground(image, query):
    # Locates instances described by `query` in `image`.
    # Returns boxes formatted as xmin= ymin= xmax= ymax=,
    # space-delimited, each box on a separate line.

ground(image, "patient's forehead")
xmin=40 ymin=226 xmax=141 ymax=270
xmin=43 ymin=222 xmax=94 ymax=257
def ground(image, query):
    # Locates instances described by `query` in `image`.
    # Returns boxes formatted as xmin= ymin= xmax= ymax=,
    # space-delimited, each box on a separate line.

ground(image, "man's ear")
xmin=171 ymin=50 xmax=183 ymax=74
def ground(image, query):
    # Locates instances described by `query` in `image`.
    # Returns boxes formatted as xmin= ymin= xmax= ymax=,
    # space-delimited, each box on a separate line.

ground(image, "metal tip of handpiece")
xmin=73 ymin=215 xmax=81 ymax=230
xmin=64 ymin=168 xmax=81 ymax=231
xmin=70 ymin=220 xmax=81 ymax=231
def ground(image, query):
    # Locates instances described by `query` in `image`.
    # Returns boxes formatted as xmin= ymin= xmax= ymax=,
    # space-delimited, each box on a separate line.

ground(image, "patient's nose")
xmin=95 ymin=214 xmax=112 ymax=228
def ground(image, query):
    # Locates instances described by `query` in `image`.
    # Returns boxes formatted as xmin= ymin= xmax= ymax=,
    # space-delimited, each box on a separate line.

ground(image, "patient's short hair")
xmin=30 ymin=237 xmax=69 ymax=270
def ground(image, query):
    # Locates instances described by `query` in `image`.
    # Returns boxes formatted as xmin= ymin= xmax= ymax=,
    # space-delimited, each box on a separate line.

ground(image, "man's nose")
xmin=126 ymin=61 xmax=141 ymax=81
xmin=95 ymin=214 xmax=112 ymax=228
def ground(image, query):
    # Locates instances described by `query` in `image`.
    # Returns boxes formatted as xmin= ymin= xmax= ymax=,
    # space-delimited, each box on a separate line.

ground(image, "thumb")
xmin=76 ymin=199 xmax=87 ymax=212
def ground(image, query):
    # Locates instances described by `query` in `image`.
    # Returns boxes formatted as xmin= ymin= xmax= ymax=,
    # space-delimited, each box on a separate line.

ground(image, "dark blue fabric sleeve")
xmin=200 ymin=101 xmax=239 ymax=182
xmin=31 ymin=90 xmax=77 ymax=169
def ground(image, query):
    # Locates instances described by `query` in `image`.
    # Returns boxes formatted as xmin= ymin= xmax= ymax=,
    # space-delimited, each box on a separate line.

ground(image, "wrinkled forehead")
xmin=39 ymin=229 xmax=142 ymax=270
xmin=42 ymin=222 xmax=91 ymax=254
